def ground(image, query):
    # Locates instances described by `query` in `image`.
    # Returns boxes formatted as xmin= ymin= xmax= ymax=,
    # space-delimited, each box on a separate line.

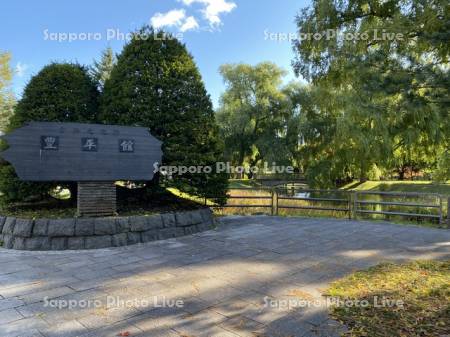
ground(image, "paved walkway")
xmin=0 ymin=216 xmax=449 ymax=337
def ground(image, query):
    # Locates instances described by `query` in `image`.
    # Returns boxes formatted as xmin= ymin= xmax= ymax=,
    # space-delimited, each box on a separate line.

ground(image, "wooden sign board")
xmin=1 ymin=122 xmax=162 ymax=182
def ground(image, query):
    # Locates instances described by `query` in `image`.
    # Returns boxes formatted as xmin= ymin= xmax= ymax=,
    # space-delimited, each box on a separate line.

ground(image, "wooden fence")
xmin=210 ymin=187 xmax=449 ymax=227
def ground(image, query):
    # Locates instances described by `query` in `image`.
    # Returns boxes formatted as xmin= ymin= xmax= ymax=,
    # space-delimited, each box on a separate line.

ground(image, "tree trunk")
xmin=399 ymin=167 xmax=405 ymax=180
xmin=359 ymin=160 xmax=367 ymax=182
xmin=67 ymin=182 xmax=78 ymax=204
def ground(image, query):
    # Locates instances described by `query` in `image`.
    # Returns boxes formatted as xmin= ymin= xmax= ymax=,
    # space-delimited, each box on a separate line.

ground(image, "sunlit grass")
xmin=327 ymin=260 xmax=450 ymax=337
xmin=49 ymin=187 xmax=71 ymax=200
xmin=167 ymin=187 xmax=211 ymax=205
xmin=341 ymin=180 xmax=450 ymax=195
xmin=215 ymin=188 xmax=273 ymax=215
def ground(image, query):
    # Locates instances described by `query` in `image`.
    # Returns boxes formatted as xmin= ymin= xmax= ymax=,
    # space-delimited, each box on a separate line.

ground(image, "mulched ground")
xmin=1 ymin=186 xmax=204 ymax=219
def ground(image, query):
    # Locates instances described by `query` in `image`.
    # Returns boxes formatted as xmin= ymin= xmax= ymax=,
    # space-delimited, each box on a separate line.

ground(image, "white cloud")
xmin=179 ymin=0 xmax=236 ymax=26
xmin=180 ymin=16 xmax=199 ymax=32
xmin=15 ymin=62 xmax=28 ymax=78
xmin=150 ymin=9 xmax=186 ymax=29
xmin=150 ymin=0 xmax=236 ymax=32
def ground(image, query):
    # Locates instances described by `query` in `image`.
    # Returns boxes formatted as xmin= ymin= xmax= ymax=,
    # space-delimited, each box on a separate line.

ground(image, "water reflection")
xmin=294 ymin=192 xmax=310 ymax=198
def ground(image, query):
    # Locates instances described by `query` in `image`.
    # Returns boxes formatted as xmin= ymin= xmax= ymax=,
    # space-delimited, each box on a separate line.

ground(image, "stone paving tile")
xmin=0 ymin=278 xmax=76 ymax=299
xmin=124 ymin=307 xmax=187 ymax=335
xmin=76 ymin=306 xmax=141 ymax=330
xmin=39 ymin=319 xmax=89 ymax=337
xmin=255 ymin=311 xmax=312 ymax=337
xmin=15 ymin=300 xmax=54 ymax=319
xmin=171 ymin=309 xmax=232 ymax=337
xmin=0 ymin=316 xmax=50 ymax=337
xmin=19 ymin=286 xmax=76 ymax=305
xmin=219 ymin=315 xmax=265 ymax=337
xmin=0 ymin=308 xmax=24 ymax=324
xmin=0 ymin=262 xmax=32 ymax=275
xmin=2 ymin=329 xmax=45 ymax=337
xmin=70 ymin=266 xmax=117 ymax=282
xmin=0 ymin=297 xmax=24 ymax=311
xmin=0 ymin=216 xmax=449 ymax=337
xmin=210 ymin=297 xmax=261 ymax=319
xmin=66 ymin=277 xmax=113 ymax=292
xmin=196 ymin=285 xmax=246 ymax=304
xmin=180 ymin=297 xmax=213 ymax=315
xmin=78 ymin=319 xmax=143 ymax=337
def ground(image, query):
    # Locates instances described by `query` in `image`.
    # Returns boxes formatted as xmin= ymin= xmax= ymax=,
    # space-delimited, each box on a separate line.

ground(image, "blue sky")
xmin=2 ymin=0 xmax=308 ymax=108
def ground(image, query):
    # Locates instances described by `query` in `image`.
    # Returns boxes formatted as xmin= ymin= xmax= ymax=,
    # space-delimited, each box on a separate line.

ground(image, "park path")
xmin=0 ymin=216 xmax=449 ymax=337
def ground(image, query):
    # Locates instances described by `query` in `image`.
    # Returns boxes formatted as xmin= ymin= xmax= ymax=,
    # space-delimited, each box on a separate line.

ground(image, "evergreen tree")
xmin=100 ymin=27 xmax=228 ymax=203
xmin=1 ymin=63 xmax=99 ymax=203
xmin=90 ymin=47 xmax=116 ymax=90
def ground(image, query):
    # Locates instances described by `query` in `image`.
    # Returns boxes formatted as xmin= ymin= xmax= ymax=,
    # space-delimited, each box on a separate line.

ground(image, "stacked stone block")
xmin=0 ymin=208 xmax=214 ymax=251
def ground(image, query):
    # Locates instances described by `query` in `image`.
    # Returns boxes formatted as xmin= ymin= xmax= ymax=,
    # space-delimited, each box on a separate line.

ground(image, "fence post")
xmin=447 ymin=197 xmax=450 ymax=229
xmin=353 ymin=191 xmax=358 ymax=220
xmin=348 ymin=192 xmax=352 ymax=220
xmin=270 ymin=189 xmax=274 ymax=216
xmin=275 ymin=189 xmax=279 ymax=216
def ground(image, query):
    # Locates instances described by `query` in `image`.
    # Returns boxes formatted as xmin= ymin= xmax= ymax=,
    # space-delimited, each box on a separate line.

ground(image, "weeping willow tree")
xmin=292 ymin=0 xmax=449 ymax=186
xmin=216 ymin=62 xmax=293 ymax=174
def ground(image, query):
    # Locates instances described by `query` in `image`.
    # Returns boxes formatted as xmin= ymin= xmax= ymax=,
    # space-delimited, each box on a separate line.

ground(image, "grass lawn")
xmin=327 ymin=260 xmax=450 ymax=337
xmin=230 ymin=179 xmax=450 ymax=195
xmin=342 ymin=180 xmax=450 ymax=195
xmin=228 ymin=179 xmax=263 ymax=189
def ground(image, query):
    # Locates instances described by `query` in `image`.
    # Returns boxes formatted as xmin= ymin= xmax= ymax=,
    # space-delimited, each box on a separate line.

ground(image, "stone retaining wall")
xmin=0 ymin=208 xmax=214 ymax=251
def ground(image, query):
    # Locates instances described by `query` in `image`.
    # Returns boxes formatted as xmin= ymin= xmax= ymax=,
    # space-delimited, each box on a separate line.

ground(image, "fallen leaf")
xmin=286 ymin=289 xmax=315 ymax=301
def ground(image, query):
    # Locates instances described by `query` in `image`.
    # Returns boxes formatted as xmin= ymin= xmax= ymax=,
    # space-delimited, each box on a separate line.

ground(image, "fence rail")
xmin=210 ymin=187 xmax=449 ymax=227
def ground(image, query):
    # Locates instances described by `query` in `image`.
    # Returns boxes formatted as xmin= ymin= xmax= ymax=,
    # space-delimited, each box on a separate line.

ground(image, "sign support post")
xmin=77 ymin=181 xmax=117 ymax=217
